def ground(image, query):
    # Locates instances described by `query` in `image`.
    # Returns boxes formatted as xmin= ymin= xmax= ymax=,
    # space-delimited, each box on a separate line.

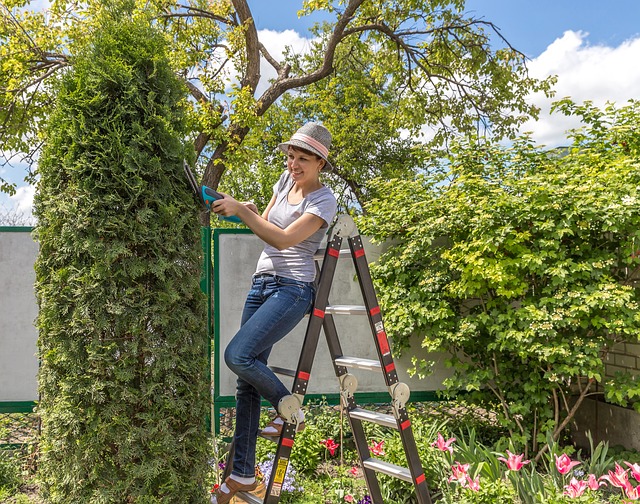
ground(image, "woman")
xmin=210 ymin=122 xmax=338 ymax=504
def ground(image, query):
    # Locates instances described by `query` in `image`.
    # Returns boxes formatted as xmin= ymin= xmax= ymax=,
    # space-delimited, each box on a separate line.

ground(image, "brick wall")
xmin=605 ymin=341 xmax=640 ymax=379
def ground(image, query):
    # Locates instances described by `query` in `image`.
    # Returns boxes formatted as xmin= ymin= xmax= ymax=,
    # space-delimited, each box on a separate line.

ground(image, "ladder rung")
xmin=325 ymin=305 xmax=367 ymax=315
xmin=314 ymin=248 xmax=352 ymax=260
xmin=334 ymin=356 xmax=381 ymax=371
xmin=236 ymin=491 xmax=263 ymax=504
xmin=350 ymin=408 xmax=397 ymax=429
xmin=362 ymin=458 xmax=413 ymax=482
xmin=268 ymin=366 xmax=296 ymax=377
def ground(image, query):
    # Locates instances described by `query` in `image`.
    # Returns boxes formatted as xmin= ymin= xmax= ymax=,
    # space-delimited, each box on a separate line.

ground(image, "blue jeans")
xmin=224 ymin=274 xmax=315 ymax=477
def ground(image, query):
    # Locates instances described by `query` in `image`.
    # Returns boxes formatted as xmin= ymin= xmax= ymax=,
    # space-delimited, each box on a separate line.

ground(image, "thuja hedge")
xmin=33 ymin=8 xmax=209 ymax=503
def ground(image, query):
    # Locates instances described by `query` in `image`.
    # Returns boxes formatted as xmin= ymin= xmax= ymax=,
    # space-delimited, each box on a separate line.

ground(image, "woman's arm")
xmin=211 ymin=193 xmax=325 ymax=250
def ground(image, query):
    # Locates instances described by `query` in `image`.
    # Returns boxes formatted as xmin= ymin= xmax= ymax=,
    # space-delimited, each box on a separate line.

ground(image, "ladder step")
xmin=325 ymin=305 xmax=367 ymax=315
xmin=350 ymin=408 xmax=398 ymax=429
xmin=334 ymin=356 xmax=381 ymax=371
xmin=362 ymin=458 xmax=413 ymax=483
xmin=236 ymin=491 xmax=263 ymax=504
xmin=268 ymin=366 xmax=296 ymax=377
xmin=314 ymin=248 xmax=352 ymax=260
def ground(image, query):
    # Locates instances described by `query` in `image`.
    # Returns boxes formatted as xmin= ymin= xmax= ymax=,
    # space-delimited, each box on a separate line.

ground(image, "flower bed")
xmin=209 ymin=401 xmax=640 ymax=503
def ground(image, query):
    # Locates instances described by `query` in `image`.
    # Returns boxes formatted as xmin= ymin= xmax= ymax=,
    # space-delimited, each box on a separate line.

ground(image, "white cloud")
xmin=255 ymin=28 xmax=316 ymax=97
xmin=10 ymin=185 xmax=35 ymax=216
xmin=521 ymin=31 xmax=640 ymax=146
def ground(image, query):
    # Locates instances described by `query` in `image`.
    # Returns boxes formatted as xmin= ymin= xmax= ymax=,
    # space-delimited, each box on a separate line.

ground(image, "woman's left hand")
xmin=211 ymin=192 xmax=243 ymax=218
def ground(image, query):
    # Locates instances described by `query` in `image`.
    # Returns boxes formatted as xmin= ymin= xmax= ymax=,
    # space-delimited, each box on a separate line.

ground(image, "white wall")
xmin=0 ymin=229 xmax=39 ymax=402
xmin=214 ymin=231 xmax=452 ymax=401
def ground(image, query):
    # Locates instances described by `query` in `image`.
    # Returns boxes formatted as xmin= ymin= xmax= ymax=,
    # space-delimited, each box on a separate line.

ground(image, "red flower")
xmin=349 ymin=466 xmax=359 ymax=476
xmin=321 ymin=438 xmax=340 ymax=456
xmin=369 ymin=440 xmax=385 ymax=456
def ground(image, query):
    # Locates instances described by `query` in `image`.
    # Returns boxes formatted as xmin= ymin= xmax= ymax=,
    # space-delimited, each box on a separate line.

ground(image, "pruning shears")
xmin=183 ymin=160 xmax=241 ymax=224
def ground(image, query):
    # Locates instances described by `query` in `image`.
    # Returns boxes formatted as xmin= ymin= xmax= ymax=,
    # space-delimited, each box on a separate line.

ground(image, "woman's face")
xmin=287 ymin=146 xmax=324 ymax=184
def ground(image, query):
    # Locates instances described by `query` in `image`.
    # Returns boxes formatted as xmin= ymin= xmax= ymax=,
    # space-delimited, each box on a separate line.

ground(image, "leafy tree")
xmin=2 ymin=0 xmax=553 ymax=208
xmin=33 ymin=5 xmax=209 ymax=502
xmin=359 ymin=99 xmax=640 ymax=460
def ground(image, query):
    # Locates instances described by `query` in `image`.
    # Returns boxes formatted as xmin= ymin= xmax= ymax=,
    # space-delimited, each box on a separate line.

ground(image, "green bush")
xmin=33 ymin=4 xmax=209 ymax=503
xmin=0 ymin=451 xmax=21 ymax=494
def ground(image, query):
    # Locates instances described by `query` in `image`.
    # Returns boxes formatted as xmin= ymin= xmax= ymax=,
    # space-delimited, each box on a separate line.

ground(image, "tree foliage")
xmin=358 ymin=99 xmax=640 ymax=459
xmin=33 ymin=5 xmax=209 ymax=502
xmin=1 ymin=0 xmax=552 ymax=207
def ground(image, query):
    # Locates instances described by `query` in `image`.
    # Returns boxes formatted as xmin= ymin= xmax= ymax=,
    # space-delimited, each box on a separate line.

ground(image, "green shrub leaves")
xmin=34 ymin=9 xmax=209 ymax=503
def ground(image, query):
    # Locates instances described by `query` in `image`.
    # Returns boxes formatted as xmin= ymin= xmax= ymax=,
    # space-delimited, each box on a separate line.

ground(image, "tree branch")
xmin=231 ymin=0 xmax=260 ymax=92
xmin=161 ymin=4 xmax=236 ymax=25
xmin=255 ymin=0 xmax=366 ymax=114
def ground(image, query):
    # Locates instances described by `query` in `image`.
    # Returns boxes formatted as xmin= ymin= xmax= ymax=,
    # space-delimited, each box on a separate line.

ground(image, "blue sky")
xmin=251 ymin=0 xmax=640 ymax=57
xmin=3 ymin=0 xmax=640 ymax=221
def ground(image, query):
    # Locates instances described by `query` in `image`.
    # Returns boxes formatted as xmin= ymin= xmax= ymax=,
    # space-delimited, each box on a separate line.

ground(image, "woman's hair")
xmin=289 ymin=144 xmax=320 ymax=158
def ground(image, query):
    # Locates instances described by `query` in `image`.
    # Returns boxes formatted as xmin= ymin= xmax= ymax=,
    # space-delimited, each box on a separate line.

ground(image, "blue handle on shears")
xmin=201 ymin=186 xmax=242 ymax=224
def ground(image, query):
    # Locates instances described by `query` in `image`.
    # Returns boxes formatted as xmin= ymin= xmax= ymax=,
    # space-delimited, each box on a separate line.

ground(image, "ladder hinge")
xmin=389 ymin=382 xmax=411 ymax=412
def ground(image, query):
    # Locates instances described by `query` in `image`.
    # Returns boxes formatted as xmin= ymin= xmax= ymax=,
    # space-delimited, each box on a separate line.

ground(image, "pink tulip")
xmin=624 ymin=484 xmax=640 ymax=500
xmin=498 ymin=450 xmax=530 ymax=471
xmin=448 ymin=461 xmax=470 ymax=483
xmin=431 ymin=433 xmax=456 ymax=455
xmin=626 ymin=462 xmax=640 ymax=483
xmin=564 ymin=477 xmax=588 ymax=498
xmin=369 ymin=440 xmax=385 ymax=456
xmin=587 ymin=473 xmax=606 ymax=490
xmin=555 ymin=453 xmax=581 ymax=475
xmin=344 ymin=495 xmax=355 ymax=503
xmin=602 ymin=463 xmax=631 ymax=489
xmin=465 ymin=475 xmax=480 ymax=491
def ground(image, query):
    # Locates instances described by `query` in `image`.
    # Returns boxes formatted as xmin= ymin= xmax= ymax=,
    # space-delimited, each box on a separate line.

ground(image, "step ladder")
xmin=222 ymin=216 xmax=433 ymax=504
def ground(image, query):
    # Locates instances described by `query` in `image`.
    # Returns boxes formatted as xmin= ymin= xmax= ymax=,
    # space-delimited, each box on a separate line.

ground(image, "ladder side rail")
xmin=263 ymin=234 xmax=343 ymax=504
xmin=395 ymin=410 xmax=434 ymax=504
xmin=347 ymin=235 xmax=399 ymax=388
xmin=341 ymin=391 xmax=386 ymax=504
xmin=347 ymin=235 xmax=434 ymax=504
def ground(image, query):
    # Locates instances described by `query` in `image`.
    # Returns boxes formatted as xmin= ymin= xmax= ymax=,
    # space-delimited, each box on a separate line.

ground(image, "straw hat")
xmin=277 ymin=122 xmax=333 ymax=171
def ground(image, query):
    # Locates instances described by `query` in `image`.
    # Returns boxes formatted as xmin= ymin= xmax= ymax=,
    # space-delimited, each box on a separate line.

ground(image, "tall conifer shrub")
xmin=33 ymin=7 xmax=209 ymax=503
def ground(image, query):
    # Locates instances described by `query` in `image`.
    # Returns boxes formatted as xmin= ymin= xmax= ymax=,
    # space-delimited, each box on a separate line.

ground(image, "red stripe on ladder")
xmin=313 ymin=308 xmax=325 ymax=318
xmin=354 ymin=248 xmax=365 ymax=258
xmin=328 ymin=248 xmax=340 ymax=257
xmin=370 ymin=306 xmax=380 ymax=316
xmin=282 ymin=438 xmax=294 ymax=448
xmin=377 ymin=331 xmax=390 ymax=354
xmin=415 ymin=473 xmax=425 ymax=485
xmin=298 ymin=371 xmax=310 ymax=381
xmin=400 ymin=419 xmax=411 ymax=430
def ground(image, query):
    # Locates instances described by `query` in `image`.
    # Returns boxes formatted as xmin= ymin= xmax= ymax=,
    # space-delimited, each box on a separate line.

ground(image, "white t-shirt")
xmin=254 ymin=170 xmax=337 ymax=282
